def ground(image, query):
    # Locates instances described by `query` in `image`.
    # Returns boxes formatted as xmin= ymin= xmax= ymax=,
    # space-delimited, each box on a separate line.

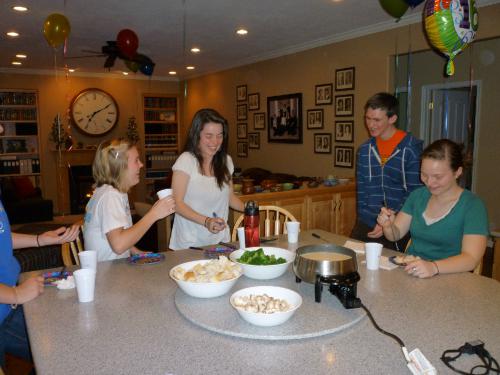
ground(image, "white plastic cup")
xmin=285 ymin=221 xmax=300 ymax=243
xmin=74 ymin=269 xmax=96 ymax=303
xmin=78 ymin=250 xmax=97 ymax=270
xmin=237 ymin=227 xmax=245 ymax=249
xmin=157 ymin=188 xmax=173 ymax=200
xmin=365 ymin=242 xmax=383 ymax=270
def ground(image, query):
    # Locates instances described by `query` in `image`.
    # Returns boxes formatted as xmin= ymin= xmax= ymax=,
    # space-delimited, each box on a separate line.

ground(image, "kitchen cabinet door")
xmin=308 ymin=193 xmax=336 ymax=233
xmin=336 ymin=190 xmax=356 ymax=236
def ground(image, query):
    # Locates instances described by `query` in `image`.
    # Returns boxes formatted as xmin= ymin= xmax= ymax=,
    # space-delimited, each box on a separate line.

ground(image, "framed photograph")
xmin=307 ymin=109 xmax=323 ymax=129
xmin=267 ymin=93 xmax=303 ymax=144
xmin=335 ymin=120 xmax=354 ymax=142
xmin=236 ymin=85 xmax=247 ymax=102
xmin=334 ymin=146 xmax=354 ymax=168
xmin=253 ymin=112 xmax=266 ymax=130
xmin=335 ymin=67 xmax=355 ymax=91
xmin=237 ymin=141 xmax=248 ymax=158
xmin=335 ymin=94 xmax=354 ymax=117
xmin=237 ymin=104 xmax=247 ymax=121
xmin=237 ymin=123 xmax=247 ymax=139
xmin=315 ymin=83 xmax=333 ymax=105
xmin=248 ymin=132 xmax=260 ymax=149
xmin=5 ymin=139 xmax=27 ymax=153
xmin=248 ymin=93 xmax=260 ymax=111
xmin=314 ymin=133 xmax=332 ymax=154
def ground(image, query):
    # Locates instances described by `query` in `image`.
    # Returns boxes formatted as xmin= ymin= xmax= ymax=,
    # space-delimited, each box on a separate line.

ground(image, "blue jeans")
xmin=0 ymin=306 xmax=33 ymax=368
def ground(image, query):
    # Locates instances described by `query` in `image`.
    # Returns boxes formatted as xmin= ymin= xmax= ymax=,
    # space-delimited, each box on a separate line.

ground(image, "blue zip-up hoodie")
xmin=356 ymin=133 xmax=423 ymax=228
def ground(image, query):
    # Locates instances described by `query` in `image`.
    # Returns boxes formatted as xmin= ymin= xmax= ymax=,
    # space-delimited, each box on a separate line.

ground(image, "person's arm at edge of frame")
xmin=11 ymin=224 xmax=80 ymax=249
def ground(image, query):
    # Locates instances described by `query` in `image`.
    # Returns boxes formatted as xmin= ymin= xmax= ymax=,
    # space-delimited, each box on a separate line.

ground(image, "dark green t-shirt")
xmin=401 ymin=187 xmax=489 ymax=260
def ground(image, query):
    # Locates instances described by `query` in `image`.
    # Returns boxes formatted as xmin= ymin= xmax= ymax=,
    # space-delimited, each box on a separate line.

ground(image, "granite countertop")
xmin=23 ymin=230 xmax=500 ymax=375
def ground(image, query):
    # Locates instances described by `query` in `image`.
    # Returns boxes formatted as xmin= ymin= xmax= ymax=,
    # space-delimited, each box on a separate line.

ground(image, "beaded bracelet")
xmin=204 ymin=217 xmax=210 ymax=228
xmin=432 ymin=261 xmax=440 ymax=276
xmin=36 ymin=234 xmax=40 ymax=247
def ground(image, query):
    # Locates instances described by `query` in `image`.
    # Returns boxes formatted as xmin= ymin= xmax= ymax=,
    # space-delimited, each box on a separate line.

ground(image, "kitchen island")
xmin=23 ymin=230 xmax=500 ymax=374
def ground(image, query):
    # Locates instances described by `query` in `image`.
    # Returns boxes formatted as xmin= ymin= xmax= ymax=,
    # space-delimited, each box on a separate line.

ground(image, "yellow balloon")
xmin=43 ymin=13 xmax=71 ymax=48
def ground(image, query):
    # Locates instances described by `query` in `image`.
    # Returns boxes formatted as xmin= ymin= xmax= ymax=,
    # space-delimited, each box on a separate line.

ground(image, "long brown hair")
xmin=184 ymin=108 xmax=231 ymax=189
xmin=421 ymin=139 xmax=464 ymax=172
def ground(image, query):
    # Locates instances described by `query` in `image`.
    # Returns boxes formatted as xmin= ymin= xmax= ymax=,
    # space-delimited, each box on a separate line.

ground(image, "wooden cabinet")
xmin=0 ymin=90 xmax=41 ymax=184
xmin=232 ymin=183 xmax=356 ymax=235
xmin=142 ymin=94 xmax=179 ymax=198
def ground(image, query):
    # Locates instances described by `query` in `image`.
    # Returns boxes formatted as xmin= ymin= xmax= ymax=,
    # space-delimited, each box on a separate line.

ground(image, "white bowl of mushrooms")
xmin=230 ymin=286 xmax=302 ymax=327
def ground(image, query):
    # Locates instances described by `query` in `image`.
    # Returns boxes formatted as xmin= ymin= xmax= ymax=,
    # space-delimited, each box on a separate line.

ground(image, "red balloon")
xmin=116 ymin=29 xmax=139 ymax=59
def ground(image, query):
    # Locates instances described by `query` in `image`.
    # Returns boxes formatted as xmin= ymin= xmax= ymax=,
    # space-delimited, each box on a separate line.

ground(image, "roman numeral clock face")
xmin=70 ymin=88 xmax=119 ymax=136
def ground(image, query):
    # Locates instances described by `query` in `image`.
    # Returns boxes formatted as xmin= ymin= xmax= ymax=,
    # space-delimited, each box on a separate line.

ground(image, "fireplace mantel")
xmin=53 ymin=149 xmax=96 ymax=214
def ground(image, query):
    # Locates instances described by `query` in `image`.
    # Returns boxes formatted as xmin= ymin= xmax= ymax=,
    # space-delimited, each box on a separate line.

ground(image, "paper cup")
xmin=74 ymin=269 xmax=96 ymax=303
xmin=285 ymin=221 xmax=300 ymax=243
xmin=237 ymin=227 xmax=245 ymax=250
xmin=365 ymin=242 xmax=383 ymax=270
xmin=157 ymin=188 xmax=172 ymax=200
xmin=78 ymin=250 xmax=97 ymax=270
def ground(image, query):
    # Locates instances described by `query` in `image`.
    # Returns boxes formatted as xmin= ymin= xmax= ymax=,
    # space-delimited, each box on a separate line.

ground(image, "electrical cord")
xmin=360 ymin=302 xmax=410 ymax=362
xmin=441 ymin=340 xmax=499 ymax=374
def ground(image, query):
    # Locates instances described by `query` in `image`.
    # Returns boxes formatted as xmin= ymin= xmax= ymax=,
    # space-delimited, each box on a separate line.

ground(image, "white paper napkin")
xmin=361 ymin=256 xmax=398 ymax=271
xmin=343 ymin=240 xmax=365 ymax=254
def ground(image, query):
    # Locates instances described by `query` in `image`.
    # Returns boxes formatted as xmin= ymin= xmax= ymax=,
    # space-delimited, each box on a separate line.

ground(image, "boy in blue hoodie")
xmin=351 ymin=93 xmax=423 ymax=251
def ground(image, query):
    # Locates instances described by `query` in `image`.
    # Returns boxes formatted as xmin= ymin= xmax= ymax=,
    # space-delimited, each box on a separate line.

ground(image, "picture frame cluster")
xmin=235 ymin=66 xmax=355 ymax=168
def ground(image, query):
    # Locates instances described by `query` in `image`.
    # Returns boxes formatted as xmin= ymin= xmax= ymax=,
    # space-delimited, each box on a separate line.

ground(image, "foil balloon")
xmin=43 ymin=13 xmax=71 ymax=48
xmin=424 ymin=0 xmax=478 ymax=76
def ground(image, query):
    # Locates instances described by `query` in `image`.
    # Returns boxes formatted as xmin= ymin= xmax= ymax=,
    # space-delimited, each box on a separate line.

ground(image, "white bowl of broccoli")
xmin=229 ymin=247 xmax=295 ymax=280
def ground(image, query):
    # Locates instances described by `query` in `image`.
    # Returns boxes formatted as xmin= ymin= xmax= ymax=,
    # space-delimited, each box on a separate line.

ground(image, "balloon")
xmin=379 ymin=0 xmax=409 ymax=20
xmin=139 ymin=62 xmax=155 ymax=76
xmin=125 ymin=59 xmax=139 ymax=73
xmin=404 ymin=0 xmax=425 ymax=7
xmin=43 ymin=13 xmax=71 ymax=48
xmin=424 ymin=0 xmax=478 ymax=75
xmin=116 ymin=29 xmax=139 ymax=59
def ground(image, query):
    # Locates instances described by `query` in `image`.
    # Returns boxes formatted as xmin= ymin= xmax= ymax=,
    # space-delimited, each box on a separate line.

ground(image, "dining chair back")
xmin=61 ymin=234 xmax=84 ymax=266
xmin=231 ymin=205 xmax=297 ymax=241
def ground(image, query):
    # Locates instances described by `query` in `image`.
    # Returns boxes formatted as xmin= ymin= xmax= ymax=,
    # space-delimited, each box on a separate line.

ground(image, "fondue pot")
xmin=293 ymin=244 xmax=361 ymax=309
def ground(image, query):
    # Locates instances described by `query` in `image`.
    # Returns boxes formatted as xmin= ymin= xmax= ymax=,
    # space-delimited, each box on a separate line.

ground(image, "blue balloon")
xmin=404 ymin=0 xmax=424 ymax=7
xmin=139 ymin=62 xmax=155 ymax=76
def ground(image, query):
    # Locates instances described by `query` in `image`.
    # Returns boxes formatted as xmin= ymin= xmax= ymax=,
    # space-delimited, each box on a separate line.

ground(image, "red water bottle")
xmin=244 ymin=201 xmax=260 ymax=247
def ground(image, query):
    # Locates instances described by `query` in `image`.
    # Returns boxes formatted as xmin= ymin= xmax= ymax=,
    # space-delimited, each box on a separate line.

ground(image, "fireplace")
xmin=68 ymin=165 xmax=94 ymax=214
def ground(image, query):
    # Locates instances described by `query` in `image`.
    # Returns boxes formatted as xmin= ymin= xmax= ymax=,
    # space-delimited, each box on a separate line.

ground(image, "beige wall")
xmin=184 ymin=4 xmax=500 ymax=228
xmin=0 ymin=73 xmax=179 ymax=212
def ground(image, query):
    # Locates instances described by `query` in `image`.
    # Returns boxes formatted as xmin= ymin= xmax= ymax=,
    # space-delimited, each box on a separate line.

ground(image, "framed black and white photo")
xmin=236 ymin=85 xmax=247 ymax=102
xmin=248 ymin=93 xmax=260 ymax=111
xmin=335 ymin=67 xmax=355 ymax=91
xmin=237 ymin=141 xmax=248 ymax=158
xmin=314 ymin=133 xmax=331 ymax=154
xmin=237 ymin=123 xmax=247 ymax=139
xmin=307 ymin=109 xmax=323 ymax=129
xmin=315 ymin=83 xmax=333 ymax=105
xmin=248 ymin=132 xmax=260 ymax=149
xmin=237 ymin=104 xmax=247 ymax=121
xmin=335 ymin=94 xmax=354 ymax=117
xmin=253 ymin=112 xmax=266 ymax=130
xmin=335 ymin=120 xmax=354 ymax=142
xmin=334 ymin=146 xmax=354 ymax=168
xmin=267 ymin=93 xmax=303 ymax=144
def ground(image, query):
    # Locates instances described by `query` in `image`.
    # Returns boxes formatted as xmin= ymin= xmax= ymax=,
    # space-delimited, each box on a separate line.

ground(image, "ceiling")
xmin=1 ymin=0 xmax=499 ymax=80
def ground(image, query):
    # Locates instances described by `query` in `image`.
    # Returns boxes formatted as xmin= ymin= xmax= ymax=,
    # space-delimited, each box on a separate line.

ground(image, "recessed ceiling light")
xmin=68 ymin=69 xmax=75 ymax=73
xmin=186 ymin=66 xmax=195 ymax=70
xmin=12 ymin=6 xmax=28 ymax=12
xmin=122 ymin=71 xmax=129 ymax=75
xmin=15 ymin=54 xmax=27 ymax=59
xmin=190 ymin=47 xmax=200 ymax=53
xmin=169 ymin=71 xmax=177 ymax=75
xmin=6 ymin=31 xmax=20 ymax=37
xmin=236 ymin=28 xmax=248 ymax=36
xmin=11 ymin=61 xmax=22 ymax=66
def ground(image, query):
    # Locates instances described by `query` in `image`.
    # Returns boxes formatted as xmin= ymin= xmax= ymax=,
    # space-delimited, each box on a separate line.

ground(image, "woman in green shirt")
xmin=377 ymin=139 xmax=489 ymax=278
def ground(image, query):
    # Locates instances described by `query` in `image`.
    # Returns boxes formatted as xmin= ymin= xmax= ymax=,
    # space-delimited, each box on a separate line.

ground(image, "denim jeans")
xmin=0 ymin=306 xmax=33 ymax=368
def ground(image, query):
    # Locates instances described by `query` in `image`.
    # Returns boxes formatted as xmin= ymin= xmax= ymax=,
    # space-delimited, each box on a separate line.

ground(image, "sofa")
xmin=0 ymin=176 xmax=53 ymax=224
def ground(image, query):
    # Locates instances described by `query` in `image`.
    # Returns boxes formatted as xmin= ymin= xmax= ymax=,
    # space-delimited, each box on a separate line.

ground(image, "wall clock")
xmin=70 ymin=88 xmax=119 ymax=136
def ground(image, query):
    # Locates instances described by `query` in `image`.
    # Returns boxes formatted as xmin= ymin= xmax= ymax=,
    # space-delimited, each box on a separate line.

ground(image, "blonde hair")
xmin=92 ymin=139 xmax=134 ymax=193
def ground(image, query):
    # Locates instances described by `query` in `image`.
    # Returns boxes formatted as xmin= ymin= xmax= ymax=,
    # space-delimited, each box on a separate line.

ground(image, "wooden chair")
xmin=231 ymin=205 xmax=297 ymax=241
xmin=61 ymin=235 xmax=84 ymax=266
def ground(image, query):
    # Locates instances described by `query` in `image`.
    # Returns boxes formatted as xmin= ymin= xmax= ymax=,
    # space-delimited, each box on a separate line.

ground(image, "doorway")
xmin=420 ymin=81 xmax=481 ymax=191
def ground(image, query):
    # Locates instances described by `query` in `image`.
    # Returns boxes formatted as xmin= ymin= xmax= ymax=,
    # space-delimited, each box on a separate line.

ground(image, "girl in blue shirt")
xmin=377 ymin=139 xmax=489 ymax=278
